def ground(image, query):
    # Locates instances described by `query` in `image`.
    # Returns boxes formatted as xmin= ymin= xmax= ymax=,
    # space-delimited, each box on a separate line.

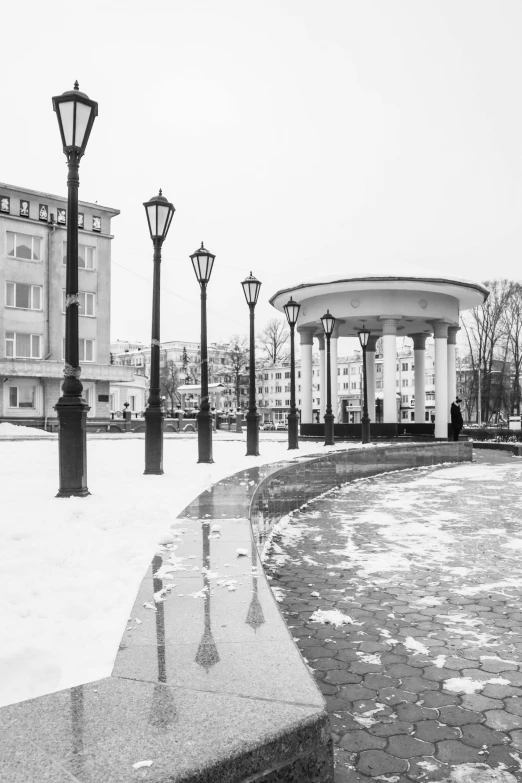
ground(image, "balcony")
xmin=0 ymin=359 xmax=134 ymax=382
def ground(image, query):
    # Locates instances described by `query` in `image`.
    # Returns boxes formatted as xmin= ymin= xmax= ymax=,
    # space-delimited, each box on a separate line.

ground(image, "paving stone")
xmin=339 ymin=730 xmax=386 ymax=752
xmin=386 ymin=663 xmax=423 ymax=678
xmin=400 ymin=676 xmax=439 ymax=692
xmin=362 ymin=674 xmax=399 ymax=691
xmin=423 ymin=666 xmax=458 ymax=682
xmin=505 ymin=697 xmax=522 ymax=716
xmin=479 ymin=658 xmax=519 ymax=673
xmin=418 ymin=690 xmax=459 ymax=708
xmin=386 ymin=734 xmax=435 ymax=758
xmin=460 ymin=723 xmax=508 ymax=747
xmin=435 ymin=740 xmax=483 ymax=763
xmin=485 ymin=745 xmax=522 ymax=770
xmin=395 ymin=704 xmax=438 ymax=722
xmin=441 ymin=655 xmax=478 ymax=671
xmin=368 ymin=720 xmax=413 ymax=737
xmin=338 ymin=684 xmax=377 ymax=702
xmin=356 ymin=749 xmax=408 ymax=776
xmin=460 ymin=693 xmax=504 ymax=711
xmin=325 ymin=670 xmax=362 ymax=685
xmin=438 ymin=706 xmax=485 ymax=726
xmin=413 ymin=719 xmax=460 ymax=742
xmin=482 ymin=683 xmax=522 ymax=699
xmin=378 ymin=687 xmax=417 ymax=706
xmin=484 ymin=710 xmax=522 ymax=731
xmin=503 ymin=671 xmax=522 ymax=686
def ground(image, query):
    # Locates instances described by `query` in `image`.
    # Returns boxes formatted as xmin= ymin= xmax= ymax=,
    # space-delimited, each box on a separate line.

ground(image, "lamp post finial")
xmin=74 ymin=81 xmax=79 ymax=90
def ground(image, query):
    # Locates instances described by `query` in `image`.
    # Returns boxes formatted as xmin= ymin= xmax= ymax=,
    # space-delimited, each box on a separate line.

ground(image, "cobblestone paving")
xmin=264 ymin=450 xmax=522 ymax=782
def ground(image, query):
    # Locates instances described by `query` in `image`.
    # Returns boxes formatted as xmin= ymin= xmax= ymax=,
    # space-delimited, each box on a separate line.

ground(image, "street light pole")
xmin=283 ymin=297 xmax=301 ymax=449
xmin=52 ymin=82 xmax=98 ymax=497
xmin=358 ymin=329 xmax=371 ymax=443
xmin=242 ymin=273 xmax=262 ymax=456
xmin=191 ymin=243 xmax=216 ymax=464
xmin=143 ymin=191 xmax=175 ymax=475
xmin=321 ymin=310 xmax=336 ymax=446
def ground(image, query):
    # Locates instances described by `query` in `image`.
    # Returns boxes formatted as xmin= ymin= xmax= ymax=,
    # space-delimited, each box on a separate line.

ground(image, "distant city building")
xmin=0 ymin=182 xmax=132 ymax=426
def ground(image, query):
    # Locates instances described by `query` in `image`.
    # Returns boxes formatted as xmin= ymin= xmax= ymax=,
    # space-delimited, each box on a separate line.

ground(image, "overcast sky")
xmin=3 ymin=0 xmax=522 ymax=353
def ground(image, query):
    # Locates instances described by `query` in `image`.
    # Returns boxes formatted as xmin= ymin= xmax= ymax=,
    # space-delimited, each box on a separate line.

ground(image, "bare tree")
xmin=257 ymin=318 xmax=289 ymax=365
xmin=500 ymin=282 xmax=522 ymax=417
xmin=460 ymin=279 xmax=514 ymax=422
xmin=223 ymin=336 xmax=249 ymax=408
xmin=160 ymin=360 xmax=181 ymax=413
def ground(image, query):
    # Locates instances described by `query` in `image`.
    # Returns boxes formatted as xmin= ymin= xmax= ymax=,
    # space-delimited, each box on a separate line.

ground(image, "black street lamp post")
xmin=242 ymin=273 xmax=262 ymax=456
xmin=321 ymin=310 xmax=336 ymax=446
xmin=143 ymin=190 xmax=175 ymax=475
xmin=52 ymin=82 xmax=98 ymax=497
xmin=358 ymin=328 xmax=371 ymax=444
xmin=283 ymin=297 xmax=301 ymax=449
xmin=191 ymin=243 xmax=216 ymax=463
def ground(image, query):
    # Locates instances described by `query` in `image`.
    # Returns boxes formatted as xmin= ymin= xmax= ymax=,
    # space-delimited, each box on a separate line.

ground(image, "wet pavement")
xmin=264 ymin=449 xmax=522 ymax=782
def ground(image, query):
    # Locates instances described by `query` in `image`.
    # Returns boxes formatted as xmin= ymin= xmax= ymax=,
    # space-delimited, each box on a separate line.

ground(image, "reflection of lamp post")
xmin=143 ymin=191 xmax=175 ymax=475
xmin=358 ymin=329 xmax=371 ymax=444
xmin=149 ymin=554 xmax=177 ymax=727
xmin=195 ymin=522 xmax=220 ymax=670
xmin=52 ymin=82 xmax=98 ymax=498
xmin=242 ymin=273 xmax=262 ymax=456
xmin=246 ymin=537 xmax=265 ymax=631
xmin=321 ymin=310 xmax=336 ymax=446
xmin=283 ymin=297 xmax=301 ymax=450
xmin=191 ymin=243 xmax=215 ymax=464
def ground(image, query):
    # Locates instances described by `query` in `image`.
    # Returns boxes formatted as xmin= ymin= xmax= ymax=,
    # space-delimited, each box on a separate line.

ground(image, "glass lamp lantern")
xmin=241 ymin=272 xmax=262 ymax=306
xmin=52 ymin=81 xmax=98 ymax=155
xmin=358 ymin=329 xmax=371 ymax=348
xmin=143 ymin=190 xmax=175 ymax=243
xmin=283 ymin=296 xmax=301 ymax=327
xmin=321 ymin=309 xmax=336 ymax=337
xmin=191 ymin=243 xmax=215 ymax=285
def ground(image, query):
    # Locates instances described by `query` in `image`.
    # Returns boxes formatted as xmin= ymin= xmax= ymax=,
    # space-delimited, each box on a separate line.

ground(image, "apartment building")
xmin=0 ymin=183 xmax=132 ymax=425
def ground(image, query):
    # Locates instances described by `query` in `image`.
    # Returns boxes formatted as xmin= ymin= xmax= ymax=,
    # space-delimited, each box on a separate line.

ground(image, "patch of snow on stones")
xmin=309 ymin=608 xmax=357 ymax=627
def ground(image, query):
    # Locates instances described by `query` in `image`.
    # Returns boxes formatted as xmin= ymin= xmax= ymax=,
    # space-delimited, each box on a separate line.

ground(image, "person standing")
xmin=450 ymin=397 xmax=464 ymax=441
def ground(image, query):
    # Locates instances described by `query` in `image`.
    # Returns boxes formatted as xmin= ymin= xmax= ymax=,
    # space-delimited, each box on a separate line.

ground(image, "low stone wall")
xmin=0 ymin=441 xmax=472 ymax=783
xmin=473 ymin=441 xmax=522 ymax=456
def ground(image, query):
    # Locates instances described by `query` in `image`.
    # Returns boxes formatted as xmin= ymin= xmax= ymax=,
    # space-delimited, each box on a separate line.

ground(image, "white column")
xmin=366 ymin=334 xmax=378 ymax=422
xmin=410 ymin=333 xmax=427 ymax=424
xmin=380 ymin=317 xmax=400 ymax=423
xmin=447 ymin=326 xmax=459 ymax=422
xmin=316 ymin=333 xmax=326 ymax=420
xmin=298 ymin=328 xmax=314 ymax=423
xmin=330 ymin=324 xmax=340 ymax=421
xmin=432 ymin=321 xmax=449 ymax=439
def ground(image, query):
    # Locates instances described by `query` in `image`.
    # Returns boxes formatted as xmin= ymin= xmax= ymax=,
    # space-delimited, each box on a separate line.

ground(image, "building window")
xmin=426 ymin=392 xmax=435 ymax=401
xmin=376 ymin=365 xmax=382 ymax=373
xmin=6 ymin=282 xmax=42 ymax=310
xmin=285 ymin=371 xmax=290 ymax=378
xmin=63 ymin=242 xmax=96 ymax=270
xmin=343 ymin=367 xmax=348 ymax=375
xmin=285 ymin=385 xmax=290 ymax=392
xmin=7 ymin=231 xmax=41 ymax=261
xmin=298 ymin=371 xmax=301 ymax=378
xmin=9 ymin=385 xmax=36 ymax=408
xmin=62 ymin=338 xmax=95 ymax=362
xmin=402 ymin=362 xmax=408 ymax=371
xmin=78 ymin=213 xmax=84 ymax=229
xmin=5 ymin=332 xmax=41 ymax=358
xmin=257 ymin=387 xmax=262 ymax=393
xmin=62 ymin=290 xmax=96 ymax=316
xmin=343 ymin=383 xmax=349 ymax=389
xmin=338 ymin=368 xmax=340 ymax=375
xmin=402 ymin=379 xmax=408 ymax=387
xmin=351 ymin=382 xmax=357 ymax=390
xmin=285 ymin=399 xmax=290 ymax=405
xmin=275 ymin=386 xmax=282 ymax=393
xmin=264 ymin=373 xmax=269 ymax=380
xmin=264 ymin=386 xmax=269 ymax=393
xmin=275 ymin=372 xmax=282 ymax=379
xmin=402 ymin=395 xmax=409 ymax=403
xmin=275 ymin=400 xmax=282 ymax=406
xmin=401 ymin=410 xmax=409 ymax=419
xmin=376 ymin=380 xmax=383 ymax=389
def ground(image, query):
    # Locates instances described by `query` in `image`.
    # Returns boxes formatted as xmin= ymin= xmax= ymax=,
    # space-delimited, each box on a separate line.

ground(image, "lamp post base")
xmin=324 ymin=412 xmax=335 ymax=446
xmin=197 ymin=410 xmax=214 ymax=463
xmin=287 ymin=411 xmax=299 ymax=450
xmin=144 ymin=406 xmax=164 ymax=474
xmin=361 ymin=414 xmax=371 ymax=444
xmin=55 ymin=396 xmax=90 ymax=497
xmin=245 ymin=410 xmax=260 ymax=456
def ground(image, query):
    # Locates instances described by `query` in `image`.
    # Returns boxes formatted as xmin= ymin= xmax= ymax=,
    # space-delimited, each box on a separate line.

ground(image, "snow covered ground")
xmin=0 ymin=429 xmax=366 ymax=708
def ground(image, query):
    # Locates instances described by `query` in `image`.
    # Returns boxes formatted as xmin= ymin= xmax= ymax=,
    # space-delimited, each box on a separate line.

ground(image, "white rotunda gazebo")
xmin=270 ymin=274 xmax=488 ymax=439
